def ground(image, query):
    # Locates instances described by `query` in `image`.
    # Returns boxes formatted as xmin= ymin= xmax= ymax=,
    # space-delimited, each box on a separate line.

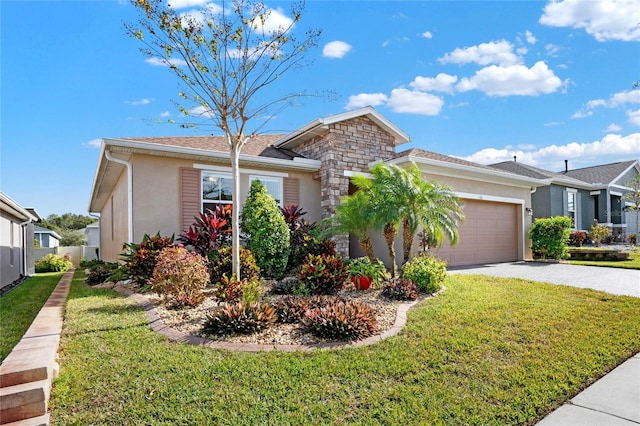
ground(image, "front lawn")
xmin=50 ymin=270 xmax=640 ymax=425
xmin=0 ymin=272 xmax=63 ymax=362
xmin=567 ymin=250 xmax=640 ymax=269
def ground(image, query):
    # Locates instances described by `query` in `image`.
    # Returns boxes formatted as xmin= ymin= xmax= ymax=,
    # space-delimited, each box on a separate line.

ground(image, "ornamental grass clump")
xmin=202 ymin=302 xmax=276 ymax=335
xmin=302 ymin=299 xmax=377 ymax=341
xmin=401 ymin=253 xmax=446 ymax=294
xmin=150 ymin=246 xmax=209 ymax=308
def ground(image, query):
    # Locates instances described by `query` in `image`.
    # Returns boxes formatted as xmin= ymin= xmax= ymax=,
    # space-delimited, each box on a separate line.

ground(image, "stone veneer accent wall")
xmin=293 ymin=116 xmax=397 ymax=255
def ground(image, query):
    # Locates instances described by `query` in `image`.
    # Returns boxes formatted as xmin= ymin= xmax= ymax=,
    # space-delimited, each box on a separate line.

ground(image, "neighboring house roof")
xmin=490 ymin=159 xmax=640 ymax=189
xmin=561 ymin=160 xmax=639 ymax=186
xmin=274 ymin=106 xmax=412 ymax=149
xmin=392 ymin=148 xmax=549 ymax=188
xmin=490 ymin=161 xmax=592 ymax=189
xmin=0 ymin=191 xmax=39 ymax=222
xmin=34 ymin=226 xmax=62 ymax=240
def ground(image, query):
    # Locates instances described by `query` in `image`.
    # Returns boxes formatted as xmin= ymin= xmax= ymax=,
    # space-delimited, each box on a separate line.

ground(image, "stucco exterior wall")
xmin=100 ymin=168 xmax=130 ymax=262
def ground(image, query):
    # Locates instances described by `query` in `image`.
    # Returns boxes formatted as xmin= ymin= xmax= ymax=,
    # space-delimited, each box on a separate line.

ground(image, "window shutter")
xmin=283 ymin=177 xmax=299 ymax=206
xmin=181 ymin=168 xmax=201 ymax=232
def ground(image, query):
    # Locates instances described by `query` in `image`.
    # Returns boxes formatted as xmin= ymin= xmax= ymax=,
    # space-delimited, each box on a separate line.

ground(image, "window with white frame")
xmin=250 ymin=175 xmax=283 ymax=206
xmin=202 ymin=171 xmax=233 ymax=212
xmin=567 ymin=190 xmax=576 ymax=228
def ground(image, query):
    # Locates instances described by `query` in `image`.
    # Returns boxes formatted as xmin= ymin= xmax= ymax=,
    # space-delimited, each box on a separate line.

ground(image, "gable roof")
xmin=391 ymin=148 xmax=548 ymax=188
xmin=274 ymin=106 xmax=411 ymax=149
xmin=562 ymin=160 xmax=638 ymax=185
xmin=490 ymin=160 xmax=592 ymax=189
xmin=34 ymin=225 xmax=62 ymax=240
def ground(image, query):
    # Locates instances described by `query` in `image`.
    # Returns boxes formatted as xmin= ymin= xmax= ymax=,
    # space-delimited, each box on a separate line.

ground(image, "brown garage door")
xmin=434 ymin=199 xmax=519 ymax=266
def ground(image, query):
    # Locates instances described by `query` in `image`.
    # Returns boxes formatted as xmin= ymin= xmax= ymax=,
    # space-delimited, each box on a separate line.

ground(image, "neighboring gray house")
xmin=491 ymin=159 xmax=640 ymax=239
xmin=34 ymin=225 xmax=61 ymax=248
xmin=83 ymin=223 xmax=100 ymax=247
xmin=0 ymin=192 xmax=40 ymax=290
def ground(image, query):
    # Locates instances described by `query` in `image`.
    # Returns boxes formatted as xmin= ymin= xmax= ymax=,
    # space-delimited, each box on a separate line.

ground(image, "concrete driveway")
xmin=448 ymin=261 xmax=640 ymax=298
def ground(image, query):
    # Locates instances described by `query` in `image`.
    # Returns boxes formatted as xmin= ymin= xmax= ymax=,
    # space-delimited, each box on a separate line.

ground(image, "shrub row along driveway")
xmin=449 ymin=261 xmax=640 ymax=298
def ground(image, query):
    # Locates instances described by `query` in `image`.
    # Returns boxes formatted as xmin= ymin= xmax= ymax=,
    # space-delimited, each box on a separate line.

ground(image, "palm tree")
xmin=398 ymin=164 xmax=464 ymax=263
xmin=326 ymin=190 xmax=376 ymax=261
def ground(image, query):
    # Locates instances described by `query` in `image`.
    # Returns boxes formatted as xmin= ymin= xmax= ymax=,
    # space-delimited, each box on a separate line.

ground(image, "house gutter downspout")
xmin=105 ymin=149 xmax=133 ymax=244
xmin=18 ymin=219 xmax=33 ymax=277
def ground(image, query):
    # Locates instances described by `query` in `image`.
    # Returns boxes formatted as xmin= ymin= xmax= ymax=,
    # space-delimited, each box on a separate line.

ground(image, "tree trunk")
xmin=383 ymin=222 xmax=397 ymax=277
xmin=231 ymin=142 xmax=241 ymax=280
xmin=402 ymin=217 xmax=413 ymax=265
xmin=359 ymin=236 xmax=376 ymax=262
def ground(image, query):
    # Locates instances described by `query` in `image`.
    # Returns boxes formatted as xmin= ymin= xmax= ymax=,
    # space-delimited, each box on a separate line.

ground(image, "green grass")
xmin=0 ymin=272 xmax=64 ymax=362
xmin=567 ymin=250 xmax=640 ymax=269
xmin=50 ymin=270 xmax=640 ymax=425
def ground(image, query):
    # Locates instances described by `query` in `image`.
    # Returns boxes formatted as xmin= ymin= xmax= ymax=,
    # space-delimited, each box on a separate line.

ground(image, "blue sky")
xmin=1 ymin=0 xmax=639 ymax=217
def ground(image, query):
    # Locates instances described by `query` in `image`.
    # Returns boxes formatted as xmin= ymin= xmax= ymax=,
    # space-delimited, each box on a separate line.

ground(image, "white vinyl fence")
xmin=34 ymin=245 xmax=100 ymax=267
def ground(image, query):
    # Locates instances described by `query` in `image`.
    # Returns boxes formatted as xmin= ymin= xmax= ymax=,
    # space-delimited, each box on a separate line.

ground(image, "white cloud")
xmin=545 ymin=43 xmax=561 ymax=57
xmin=606 ymin=123 xmax=622 ymax=131
xmin=409 ymin=73 xmax=458 ymax=94
xmin=544 ymin=121 xmax=564 ymax=127
xmin=627 ymin=109 xmax=640 ymax=126
xmin=573 ymin=89 xmax=640 ymax=118
xmin=387 ymin=88 xmax=444 ymax=116
xmin=322 ymin=41 xmax=352 ymax=59
xmin=422 ymin=31 xmax=433 ymax=39
xmin=381 ymin=40 xmax=391 ymax=48
xmin=456 ymin=61 xmax=563 ymax=97
xmin=160 ymin=111 xmax=171 ymax=118
xmin=250 ymin=7 xmax=295 ymax=34
xmin=540 ymin=0 xmax=640 ymax=42
xmin=145 ymin=57 xmax=187 ymax=67
xmin=189 ymin=105 xmax=215 ymax=118
xmin=462 ymin=133 xmax=640 ymax=169
xmin=438 ymin=40 xmax=521 ymax=66
xmin=167 ymin=0 xmax=209 ymax=9
xmin=345 ymin=93 xmax=388 ymax=109
xmin=125 ymin=98 xmax=152 ymax=106
xmin=84 ymin=138 xmax=102 ymax=149
xmin=525 ymin=30 xmax=537 ymax=44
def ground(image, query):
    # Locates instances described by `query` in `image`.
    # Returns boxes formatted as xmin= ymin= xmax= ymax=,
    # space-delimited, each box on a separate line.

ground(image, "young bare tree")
xmin=126 ymin=0 xmax=321 ymax=278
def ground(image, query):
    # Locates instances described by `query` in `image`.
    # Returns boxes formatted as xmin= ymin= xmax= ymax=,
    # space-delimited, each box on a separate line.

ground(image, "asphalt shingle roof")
xmin=561 ymin=160 xmax=637 ymax=185
xmin=122 ymin=135 xmax=303 ymax=160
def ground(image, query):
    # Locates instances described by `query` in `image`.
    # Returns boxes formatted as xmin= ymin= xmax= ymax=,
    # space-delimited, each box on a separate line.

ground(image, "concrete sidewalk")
xmin=449 ymin=262 xmax=640 ymax=425
xmin=537 ymin=353 xmax=640 ymax=425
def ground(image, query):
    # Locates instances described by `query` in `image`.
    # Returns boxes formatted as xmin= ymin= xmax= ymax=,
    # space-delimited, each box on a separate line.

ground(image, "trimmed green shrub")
xmin=381 ymin=278 xmax=418 ymax=301
xmin=401 ymin=253 xmax=446 ymax=294
xmin=209 ymin=246 xmax=260 ymax=286
xmin=302 ymin=299 xmax=377 ymax=341
xmin=240 ymin=180 xmax=290 ymax=278
xmin=298 ymin=254 xmax=348 ymax=295
xmin=35 ymin=254 xmax=73 ymax=273
xmin=150 ymin=246 xmax=209 ymax=307
xmin=529 ymin=216 xmax=572 ymax=259
xmin=202 ymin=302 xmax=276 ymax=335
xmin=121 ymin=233 xmax=175 ymax=290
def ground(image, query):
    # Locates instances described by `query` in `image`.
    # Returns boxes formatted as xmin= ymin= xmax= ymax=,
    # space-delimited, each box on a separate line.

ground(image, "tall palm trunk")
xmin=383 ymin=222 xmax=397 ymax=277
xmin=359 ymin=236 xmax=376 ymax=262
xmin=402 ymin=217 xmax=414 ymax=264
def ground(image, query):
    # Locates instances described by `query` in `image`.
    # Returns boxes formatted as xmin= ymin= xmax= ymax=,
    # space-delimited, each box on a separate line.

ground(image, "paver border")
xmin=99 ymin=282 xmax=441 ymax=352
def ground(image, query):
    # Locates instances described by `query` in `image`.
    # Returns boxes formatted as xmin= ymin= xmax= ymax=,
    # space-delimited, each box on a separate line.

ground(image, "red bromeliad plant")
xmin=179 ymin=205 xmax=232 ymax=257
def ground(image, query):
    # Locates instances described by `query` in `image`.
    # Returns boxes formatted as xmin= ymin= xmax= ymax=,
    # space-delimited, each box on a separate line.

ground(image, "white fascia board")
xmin=610 ymin=191 xmax=623 ymax=196
xmin=390 ymin=155 xmax=549 ymax=188
xmin=590 ymin=190 xmax=602 ymax=195
xmin=102 ymin=137 xmax=321 ymax=171
xmin=88 ymin=140 xmax=107 ymax=213
xmin=611 ymin=183 xmax=632 ymax=191
xmin=0 ymin=192 xmax=38 ymax=221
xmin=194 ymin=163 xmax=289 ymax=178
xmin=344 ymin=170 xmax=373 ymax=179
xmin=274 ymin=106 xmax=411 ymax=148
xmin=612 ymin=161 xmax=640 ymax=185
